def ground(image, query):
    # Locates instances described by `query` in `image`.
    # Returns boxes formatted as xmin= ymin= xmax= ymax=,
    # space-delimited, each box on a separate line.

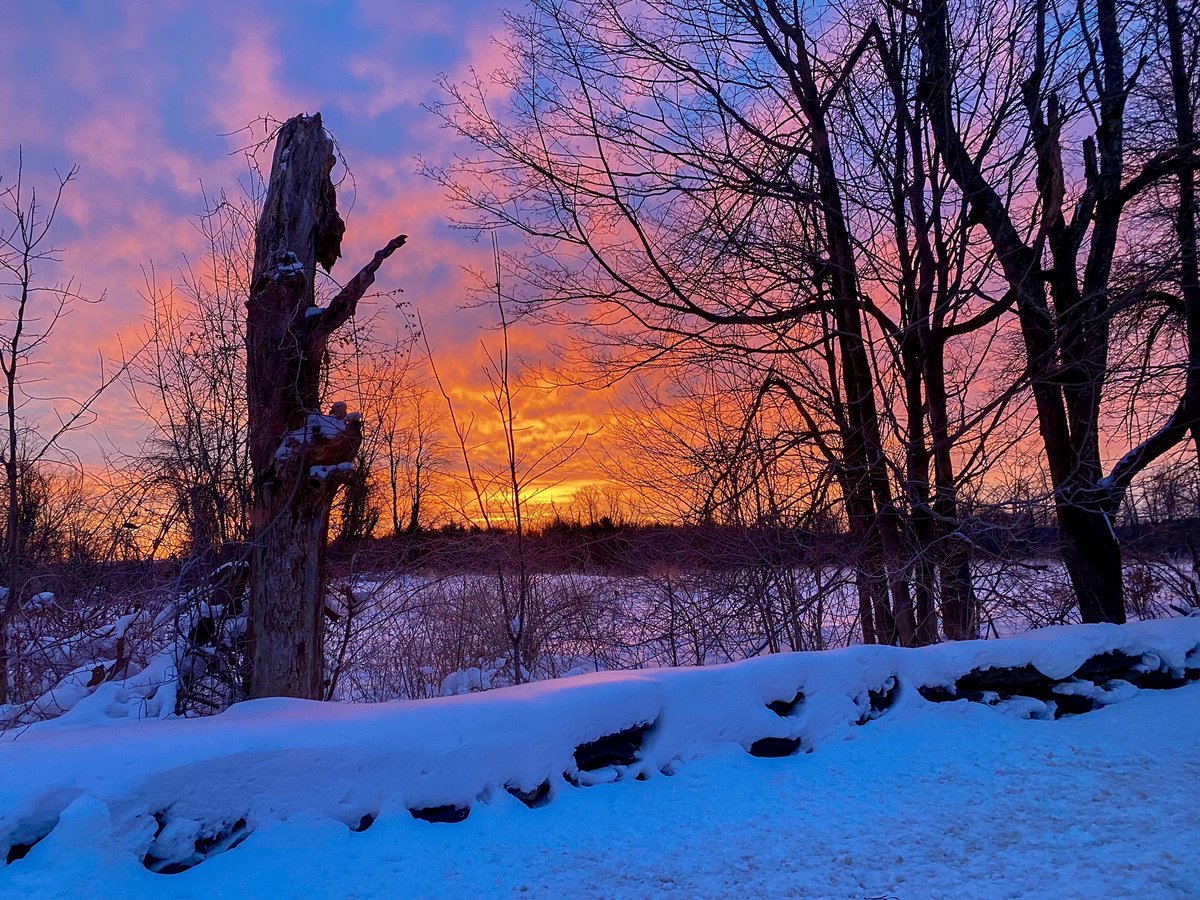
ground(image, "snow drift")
xmin=1 ymin=618 xmax=1198 ymax=879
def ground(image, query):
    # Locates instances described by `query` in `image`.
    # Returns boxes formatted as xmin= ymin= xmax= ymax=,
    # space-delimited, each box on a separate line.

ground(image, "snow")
xmin=309 ymin=461 xmax=354 ymax=482
xmin=2 ymin=618 xmax=1199 ymax=898
xmin=440 ymin=665 xmax=496 ymax=696
xmin=270 ymin=252 xmax=303 ymax=276
xmin=274 ymin=411 xmax=359 ymax=462
xmin=24 ymin=591 xmax=55 ymax=611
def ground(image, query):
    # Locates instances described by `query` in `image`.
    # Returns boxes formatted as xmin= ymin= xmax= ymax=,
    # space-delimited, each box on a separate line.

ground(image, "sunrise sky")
xmin=2 ymin=0 xmax=618 ymax=515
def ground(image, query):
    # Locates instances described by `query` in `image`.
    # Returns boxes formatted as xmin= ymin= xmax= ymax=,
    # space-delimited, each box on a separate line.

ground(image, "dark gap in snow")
xmin=573 ymin=720 xmax=655 ymax=772
xmin=1075 ymin=650 xmax=1152 ymax=683
xmin=1188 ymin=644 xmax=1200 ymax=676
xmin=917 ymin=684 xmax=956 ymax=703
xmin=350 ymin=813 xmax=377 ymax=832
xmin=194 ymin=817 xmax=249 ymax=858
xmin=767 ymin=690 xmax=804 ymax=717
xmin=915 ymin=648 xmax=1200 ymax=720
xmin=6 ymin=835 xmax=44 ymax=865
xmin=142 ymin=810 xmax=171 ymax=870
xmin=748 ymin=736 xmax=802 ymax=758
xmin=3 ymin=801 xmax=65 ymax=868
xmin=4 ymin=816 xmax=58 ymax=866
xmin=5 ymin=843 xmax=33 ymax=865
xmin=408 ymin=804 xmax=470 ymax=824
xmin=1046 ymin=686 xmax=1098 ymax=718
xmin=957 ymin=664 xmax=1057 ymax=697
xmin=143 ymin=813 xmax=251 ymax=875
xmin=918 ymin=664 xmax=1057 ymax=707
xmin=856 ymin=676 xmax=899 ymax=725
xmin=1110 ymin=667 xmax=1189 ymax=690
xmin=506 ymin=781 xmax=551 ymax=809
xmin=1075 ymin=650 xmax=1198 ymax=690
xmin=1185 ymin=643 xmax=1200 ymax=671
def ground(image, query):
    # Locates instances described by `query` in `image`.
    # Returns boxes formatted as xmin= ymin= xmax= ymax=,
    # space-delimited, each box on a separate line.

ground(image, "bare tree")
xmin=0 ymin=159 xmax=126 ymax=703
xmin=421 ymin=240 xmax=590 ymax=681
xmin=917 ymin=0 xmax=1200 ymax=622
xmin=430 ymin=0 xmax=1037 ymax=643
xmin=431 ymin=0 xmax=1200 ymax=634
xmin=128 ymin=188 xmax=258 ymax=559
xmin=245 ymin=113 xmax=405 ymax=699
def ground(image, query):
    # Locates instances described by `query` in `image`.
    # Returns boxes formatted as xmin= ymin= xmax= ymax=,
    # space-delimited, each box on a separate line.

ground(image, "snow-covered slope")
xmin=2 ymin=619 xmax=1199 ymax=898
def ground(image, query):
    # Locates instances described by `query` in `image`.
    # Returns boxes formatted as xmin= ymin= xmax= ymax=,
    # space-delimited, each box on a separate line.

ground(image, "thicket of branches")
xmin=429 ymin=0 xmax=1200 ymax=645
xmin=2 ymin=0 xmax=1200 ymax=722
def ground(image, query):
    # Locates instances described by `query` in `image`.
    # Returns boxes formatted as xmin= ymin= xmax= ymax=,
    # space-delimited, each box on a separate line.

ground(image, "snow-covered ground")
xmin=3 ymin=619 xmax=1199 ymax=898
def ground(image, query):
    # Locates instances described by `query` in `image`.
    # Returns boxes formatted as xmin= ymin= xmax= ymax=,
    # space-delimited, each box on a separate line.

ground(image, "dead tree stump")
xmin=246 ymin=113 xmax=405 ymax=699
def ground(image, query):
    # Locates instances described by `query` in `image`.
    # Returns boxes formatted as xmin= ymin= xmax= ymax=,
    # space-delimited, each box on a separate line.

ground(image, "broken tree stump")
xmin=246 ymin=112 xmax=405 ymax=699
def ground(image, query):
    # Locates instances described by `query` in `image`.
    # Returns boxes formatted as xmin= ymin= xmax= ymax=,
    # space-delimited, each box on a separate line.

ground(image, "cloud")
xmin=0 ymin=0 xmax=628 ymax=509
xmin=209 ymin=12 xmax=307 ymax=135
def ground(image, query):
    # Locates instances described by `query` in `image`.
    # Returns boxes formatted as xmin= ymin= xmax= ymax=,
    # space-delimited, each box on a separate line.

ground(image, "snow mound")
xmin=1 ymin=618 xmax=1198 ymax=885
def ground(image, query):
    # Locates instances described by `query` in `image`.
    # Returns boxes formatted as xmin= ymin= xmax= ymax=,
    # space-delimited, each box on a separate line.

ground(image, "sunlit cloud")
xmin=0 ymin=0 xmax=623 ymax=517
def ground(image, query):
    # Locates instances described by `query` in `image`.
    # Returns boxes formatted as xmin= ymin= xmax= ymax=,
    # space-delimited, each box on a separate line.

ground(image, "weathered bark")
xmin=246 ymin=113 xmax=405 ymax=699
xmin=917 ymin=0 xmax=1128 ymax=624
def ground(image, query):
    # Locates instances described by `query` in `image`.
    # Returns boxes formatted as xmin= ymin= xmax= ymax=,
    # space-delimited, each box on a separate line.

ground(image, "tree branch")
xmin=314 ymin=234 xmax=408 ymax=336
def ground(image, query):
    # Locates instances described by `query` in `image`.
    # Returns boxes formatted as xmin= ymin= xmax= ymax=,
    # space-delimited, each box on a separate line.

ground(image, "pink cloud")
xmin=208 ymin=13 xmax=308 ymax=135
xmin=0 ymin=0 xmax=627 ymax=507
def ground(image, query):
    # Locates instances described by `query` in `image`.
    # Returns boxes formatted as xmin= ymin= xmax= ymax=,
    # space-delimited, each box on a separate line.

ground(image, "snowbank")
xmin=1 ymin=618 xmax=1198 ymax=881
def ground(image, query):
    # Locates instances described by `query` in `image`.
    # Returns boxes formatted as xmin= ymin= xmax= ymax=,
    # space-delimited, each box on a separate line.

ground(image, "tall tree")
xmin=246 ymin=113 xmax=405 ymax=699
xmin=433 ymin=0 xmax=1024 ymax=644
xmin=0 ymin=161 xmax=123 ymax=703
xmin=917 ymin=0 xmax=1200 ymax=622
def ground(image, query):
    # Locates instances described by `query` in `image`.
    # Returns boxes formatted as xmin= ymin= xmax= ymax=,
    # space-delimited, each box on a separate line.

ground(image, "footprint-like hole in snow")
xmin=767 ymin=690 xmax=804 ymax=718
xmin=408 ymin=804 xmax=470 ymax=824
xmin=573 ymin=720 xmax=656 ymax=773
xmin=143 ymin=812 xmax=251 ymax=875
xmin=748 ymin=736 xmax=803 ymax=758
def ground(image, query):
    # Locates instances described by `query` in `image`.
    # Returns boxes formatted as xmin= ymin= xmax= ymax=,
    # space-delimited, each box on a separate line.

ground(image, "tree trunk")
xmin=1058 ymin=499 xmax=1125 ymax=622
xmin=0 ymin=352 xmax=20 ymax=704
xmin=757 ymin=7 xmax=917 ymax=644
xmin=250 ymin=493 xmax=334 ymax=698
xmin=917 ymin=0 xmax=1130 ymax=623
xmin=246 ymin=113 xmax=405 ymax=699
